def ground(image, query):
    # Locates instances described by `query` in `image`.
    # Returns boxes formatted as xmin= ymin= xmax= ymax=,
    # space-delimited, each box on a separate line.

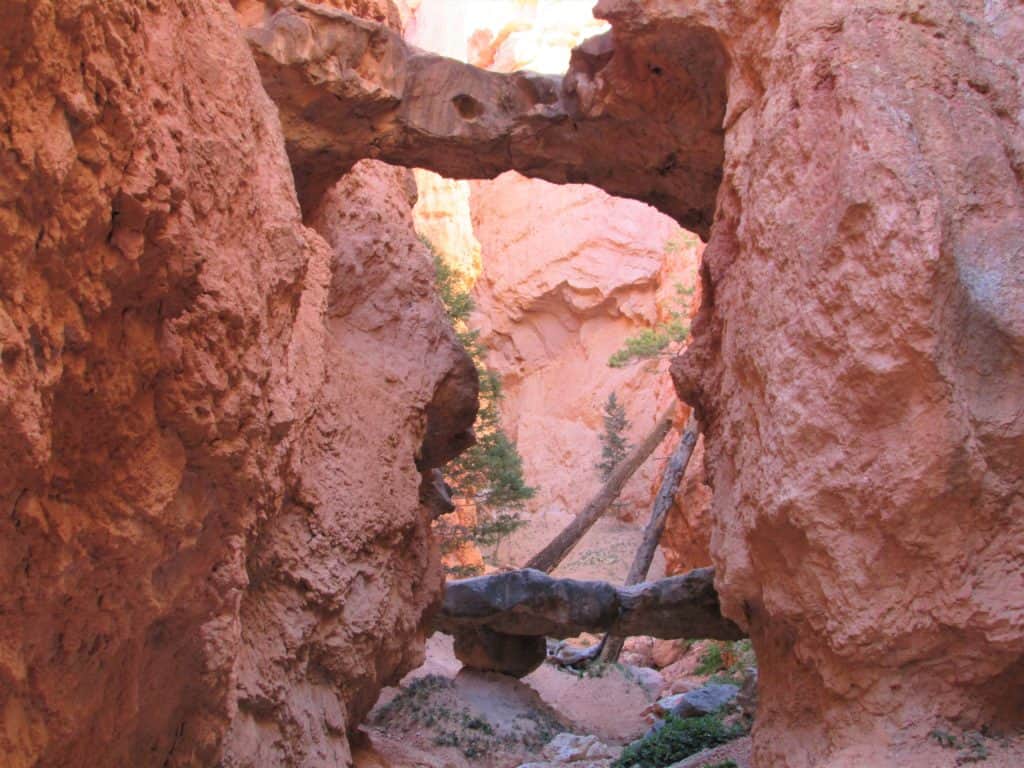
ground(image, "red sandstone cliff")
xmin=3 ymin=0 xmax=1022 ymax=766
xmin=0 ymin=2 xmax=471 ymax=766
xmin=665 ymin=0 xmax=1024 ymax=763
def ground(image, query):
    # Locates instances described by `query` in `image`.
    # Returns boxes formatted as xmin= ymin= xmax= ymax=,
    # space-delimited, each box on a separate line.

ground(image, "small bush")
xmin=695 ymin=643 xmax=725 ymax=676
xmin=611 ymin=714 xmax=743 ymax=768
xmin=703 ymin=762 xmax=738 ymax=768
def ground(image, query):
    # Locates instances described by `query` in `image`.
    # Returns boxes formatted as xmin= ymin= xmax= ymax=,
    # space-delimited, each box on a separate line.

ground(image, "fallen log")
xmin=599 ymin=414 xmax=701 ymax=663
xmin=525 ymin=407 xmax=675 ymax=573
xmin=436 ymin=567 xmax=744 ymax=641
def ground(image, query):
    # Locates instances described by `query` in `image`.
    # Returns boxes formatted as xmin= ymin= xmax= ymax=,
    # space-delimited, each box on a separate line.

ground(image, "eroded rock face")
xmin=245 ymin=0 xmax=728 ymax=235
xmin=0 ymin=3 xmax=471 ymax=766
xmin=222 ymin=160 xmax=475 ymax=766
xmin=259 ymin=0 xmax=1023 ymax=762
xmin=666 ymin=0 xmax=1024 ymax=763
xmin=466 ymin=172 xmax=701 ymax=534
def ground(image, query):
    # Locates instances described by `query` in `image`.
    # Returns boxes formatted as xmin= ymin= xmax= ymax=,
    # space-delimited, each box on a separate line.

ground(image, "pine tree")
xmin=429 ymin=241 xmax=535 ymax=571
xmin=597 ymin=391 xmax=632 ymax=480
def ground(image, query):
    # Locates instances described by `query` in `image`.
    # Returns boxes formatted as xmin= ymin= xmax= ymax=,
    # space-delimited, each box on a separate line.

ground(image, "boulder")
xmin=668 ymin=684 xmax=740 ymax=719
xmin=453 ymin=627 xmax=547 ymax=678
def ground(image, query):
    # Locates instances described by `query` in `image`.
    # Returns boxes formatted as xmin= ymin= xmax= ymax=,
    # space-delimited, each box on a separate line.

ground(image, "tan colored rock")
xmin=650 ymin=639 xmax=689 ymax=670
xmin=0 ymin=4 xmax=471 ymax=767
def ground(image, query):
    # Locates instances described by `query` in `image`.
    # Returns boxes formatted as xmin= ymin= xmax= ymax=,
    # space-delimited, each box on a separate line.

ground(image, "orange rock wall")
xmin=468 ymin=173 xmax=699 ymax=529
xmin=663 ymin=0 xmax=1024 ymax=763
xmin=0 ymin=3 xmax=466 ymax=766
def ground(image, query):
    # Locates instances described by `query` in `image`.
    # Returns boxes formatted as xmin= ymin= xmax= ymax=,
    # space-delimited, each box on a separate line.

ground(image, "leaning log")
xmin=525 ymin=407 xmax=675 ymax=573
xmin=599 ymin=414 xmax=701 ymax=663
xmin=436 ymin=567 xmax=744 ymax=641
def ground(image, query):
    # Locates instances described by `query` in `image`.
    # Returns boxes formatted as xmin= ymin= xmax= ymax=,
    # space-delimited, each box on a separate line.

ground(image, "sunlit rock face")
xmin=666 ymin=0 xmax=1024 ymax=763
xmin=406 ymin=3 xmax=707 ymax=576
xmin=0 ymin=2 xmax=471 ymax=766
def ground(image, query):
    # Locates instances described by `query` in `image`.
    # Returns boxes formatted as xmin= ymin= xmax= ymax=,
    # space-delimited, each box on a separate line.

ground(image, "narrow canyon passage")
xmin=0 ymin=1 xmax=1021 ymax=768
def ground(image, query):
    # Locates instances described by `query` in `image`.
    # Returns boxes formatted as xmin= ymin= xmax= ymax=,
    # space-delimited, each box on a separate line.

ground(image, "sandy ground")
xmin=383 ymin=634 xmax=661 ymax=744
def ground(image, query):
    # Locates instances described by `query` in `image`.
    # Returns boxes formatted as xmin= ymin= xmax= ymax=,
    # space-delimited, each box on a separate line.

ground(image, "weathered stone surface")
xmin=222 ymin=159 xmax=475 ymax=766
xmin=246 ymin=1 xmax=727 ymax=235
xmin=0 ymin=5 xmax=471 ymax=768
xmin=438 ymin=568 xmax=744 ymax=641
xmin=666 ymin=684 xmax=739 ymax=719
xmin=542 ymin=733 xmax=620 ymax=763
xmin=452 ymin=626 xmax=547 ymax=678
xmin=664 ymin=0 xmax=1024 ymax=764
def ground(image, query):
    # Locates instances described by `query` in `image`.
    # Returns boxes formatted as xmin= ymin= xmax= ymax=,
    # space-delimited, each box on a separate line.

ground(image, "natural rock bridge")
xmin=437 ymin=567 xmax=744 ymax=677
xmin=245 ymin=0 xmax=728 ymax=235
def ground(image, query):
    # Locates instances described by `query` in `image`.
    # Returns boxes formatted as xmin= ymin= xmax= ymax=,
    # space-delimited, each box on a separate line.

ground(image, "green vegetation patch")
xmin=429 ymin=241 xmax=535 ymax=573
xmin=611 ymin=714 xmax=745 ymax=768
xmin=694 ymin=639 xmax=756 ymax=683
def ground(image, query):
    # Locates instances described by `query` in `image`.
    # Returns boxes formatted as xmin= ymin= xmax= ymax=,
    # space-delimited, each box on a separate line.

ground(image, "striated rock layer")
xmin=0 ymin=2 xmax=472 ymax=766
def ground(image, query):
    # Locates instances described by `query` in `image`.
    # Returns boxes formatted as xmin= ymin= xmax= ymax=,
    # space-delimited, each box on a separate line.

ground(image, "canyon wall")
xmin=664 ymin=0 xmax=1024 ymax=763
xmin=408 ymin=3 xmax=708 ymax=570
xmin=4 ymin=0 xmax=1022 ymax=766
xmin=0 ymin=2 xmax=470 ymax=766
xmin=405 ymin=1 xmax=1024 ymax=759
xmin=466 ymin=173 xmax=697 ymax=542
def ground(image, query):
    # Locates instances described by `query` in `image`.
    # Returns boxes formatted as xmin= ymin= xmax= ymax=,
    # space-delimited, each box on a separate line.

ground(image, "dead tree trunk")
xmin=599 ymin=413 xmax=700 ymax=663
xmin=525 ymin=406 xmax=676 ymax=574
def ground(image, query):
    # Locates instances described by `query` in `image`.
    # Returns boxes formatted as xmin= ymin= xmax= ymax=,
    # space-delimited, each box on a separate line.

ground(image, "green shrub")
xmin=611 ymin=714 xmax=743 ymax=768
xmin=695 ymin=643 xmax=725 ymax=676
xmin=607 ymin=282 xmax=694 ymax=368
xmin=703 ymin=762 xmax=738 ymax=768
xmin=596 ymin=391 xmax=631 ymax=478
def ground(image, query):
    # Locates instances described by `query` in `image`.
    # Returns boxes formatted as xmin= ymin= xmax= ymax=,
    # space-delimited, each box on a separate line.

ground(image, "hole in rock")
xmin=452 ymin=93 xmax=485 ymax=120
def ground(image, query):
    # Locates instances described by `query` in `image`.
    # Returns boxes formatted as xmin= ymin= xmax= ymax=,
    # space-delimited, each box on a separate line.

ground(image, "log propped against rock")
xmin=245 ymin=1 xmax=728 ymax=235
xmin=436 ymin=567 xmax=744 ymax=642
xmin=599 ymin=413 xmax=701 ymax=663
xmin=525 ymin=406 xmax=676 ymax=574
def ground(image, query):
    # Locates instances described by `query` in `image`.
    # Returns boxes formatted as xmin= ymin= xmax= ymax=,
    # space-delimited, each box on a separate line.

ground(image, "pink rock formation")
xmin=467 ymin=172 xmax=700 ymax=537
xmin=0 ymin=3 xmax=471 ymax=767
xmin=660 ymin=435 xmax=714 ymax=576
xmin=666 ymin=0 xmax=1024 ymax=763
